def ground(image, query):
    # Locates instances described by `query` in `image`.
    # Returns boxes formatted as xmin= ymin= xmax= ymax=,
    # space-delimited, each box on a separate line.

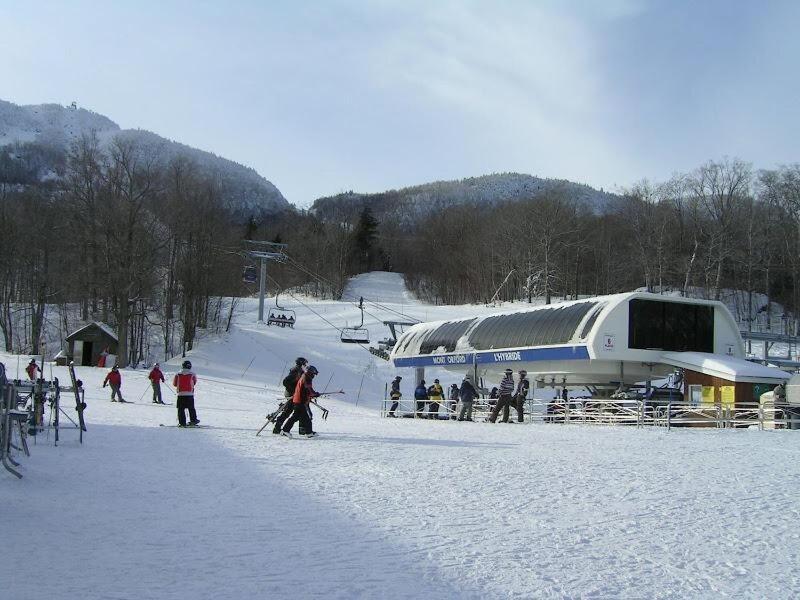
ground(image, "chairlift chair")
xmin=242 ymin=266 xmax=258 ymax=284
xmin=341 ymin=297 xmax=370 ymax=343
xmin=266 ymin=289 xmax=296 ymax=328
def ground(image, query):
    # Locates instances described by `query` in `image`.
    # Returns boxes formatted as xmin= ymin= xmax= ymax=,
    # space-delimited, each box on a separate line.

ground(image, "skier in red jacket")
xmin=25 ymin=359 xmax=41 ymax=381
xmin=173 ymin=360 xmax=199 ymax=427
xmin=103 ymin=365 xmax=126 ymax=402
xmin=148 ymin=363 xmax=166 ymax=404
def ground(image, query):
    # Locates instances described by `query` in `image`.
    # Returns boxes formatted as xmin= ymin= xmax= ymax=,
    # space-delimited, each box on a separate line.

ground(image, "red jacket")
xmin=148 ymin=367 xmax=165 ymax=383
xmin=104 ymin=370 xmax=122 ymax=387
xmin=26 ymin=363 xmax=39 ymax=380
xmin=173 ymin=370 xmax=197 ymax=396
xmin=292 ymin=373 xmax=320 ymax=405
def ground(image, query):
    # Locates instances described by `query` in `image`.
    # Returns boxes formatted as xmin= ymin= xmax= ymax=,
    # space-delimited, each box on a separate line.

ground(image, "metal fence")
xmin=381 ymin=396 xmax=800 ymax=431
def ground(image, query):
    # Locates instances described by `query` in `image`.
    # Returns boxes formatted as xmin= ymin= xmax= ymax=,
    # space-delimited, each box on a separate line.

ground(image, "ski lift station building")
xmin=390 ymin=292 xmax=790 ymax=405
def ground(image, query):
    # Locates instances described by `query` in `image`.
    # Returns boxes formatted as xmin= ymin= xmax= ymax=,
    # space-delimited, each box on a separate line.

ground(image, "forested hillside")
xmin=307 ymin=160 xmax=800 ymax=334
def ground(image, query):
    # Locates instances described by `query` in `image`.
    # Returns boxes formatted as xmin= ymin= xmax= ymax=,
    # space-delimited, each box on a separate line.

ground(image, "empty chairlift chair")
xmin=242 ymin=266 xmax=258 ymax=284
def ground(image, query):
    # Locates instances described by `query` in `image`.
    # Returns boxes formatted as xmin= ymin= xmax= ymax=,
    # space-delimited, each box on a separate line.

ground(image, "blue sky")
xmin=1 ymin=0 xmax=797 ymax=206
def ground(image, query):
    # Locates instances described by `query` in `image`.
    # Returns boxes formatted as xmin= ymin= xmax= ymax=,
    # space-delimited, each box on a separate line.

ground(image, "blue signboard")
xmin=392 ymin=345 xmax=589 ymax=368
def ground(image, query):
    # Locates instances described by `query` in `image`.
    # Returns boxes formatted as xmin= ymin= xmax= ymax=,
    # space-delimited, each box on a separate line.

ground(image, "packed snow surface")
xmin=2 ymin=273 xmax=799 ymax=599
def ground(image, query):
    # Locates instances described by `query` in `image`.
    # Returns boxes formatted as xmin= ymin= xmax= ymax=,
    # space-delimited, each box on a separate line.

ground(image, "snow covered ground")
xmin=2 ymin=272 xmax=799 ymax=599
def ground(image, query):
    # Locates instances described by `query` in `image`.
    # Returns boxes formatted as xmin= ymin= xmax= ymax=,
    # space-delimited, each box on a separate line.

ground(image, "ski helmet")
xmin=395 ymin=375 xmax=402 ymax=380
xmin=434 ymin=379 xmax=439 ymax=383
xmin=182 ymin=360 xmax=192 ymax=369
xmin=29 ymin=359 xmax=35 ymax=364
xmin=296 ymin=357 xmax=308 ymax=366
xmin=504 ymin=368 xmax=513 ymax=374
xmin=519 ymin=370 xmax=527 ymax=376
xmin=306 ymin=365 xmax=319 ymax=376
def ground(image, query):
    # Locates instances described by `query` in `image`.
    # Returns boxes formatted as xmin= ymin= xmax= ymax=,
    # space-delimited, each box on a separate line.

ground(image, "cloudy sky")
xmin=1 ymin=0 xmax=798 ymax=206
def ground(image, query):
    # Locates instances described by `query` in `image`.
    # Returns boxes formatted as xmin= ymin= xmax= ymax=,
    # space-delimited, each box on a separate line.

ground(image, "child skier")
xmin=103 ymin=365 xmax=126 ymax=403
xmin=148 ymin=363 xmax=166 ymax=404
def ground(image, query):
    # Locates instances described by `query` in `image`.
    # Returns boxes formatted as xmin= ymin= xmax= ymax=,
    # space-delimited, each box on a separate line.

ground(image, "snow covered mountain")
xmin=311 ymin=172 xmax=620 ymax=224
xmin=0 ymin=99 xmax=290 ymax=216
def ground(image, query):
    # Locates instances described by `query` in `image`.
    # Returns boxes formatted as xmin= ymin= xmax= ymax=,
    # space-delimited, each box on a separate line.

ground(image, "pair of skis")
xmin=255 ymin=390 xmax=342 ymax=436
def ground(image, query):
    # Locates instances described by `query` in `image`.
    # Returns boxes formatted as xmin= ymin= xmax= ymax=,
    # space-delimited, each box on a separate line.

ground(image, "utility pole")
xmin=244 ymin=240 xmax=287 ymax=323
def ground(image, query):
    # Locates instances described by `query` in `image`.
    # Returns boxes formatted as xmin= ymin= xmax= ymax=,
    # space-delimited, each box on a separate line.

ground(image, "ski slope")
xmin=2 ymin=272 xmax=799 ymax=599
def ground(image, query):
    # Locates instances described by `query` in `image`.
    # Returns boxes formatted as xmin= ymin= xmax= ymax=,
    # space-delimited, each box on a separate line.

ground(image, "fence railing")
xmin=381 ymin=397 xmax=800 ymax=431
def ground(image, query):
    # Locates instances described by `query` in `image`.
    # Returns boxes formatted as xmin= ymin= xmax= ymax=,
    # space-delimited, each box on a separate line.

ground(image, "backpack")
xmin=283 ymin=369 xmax=300 ymax=394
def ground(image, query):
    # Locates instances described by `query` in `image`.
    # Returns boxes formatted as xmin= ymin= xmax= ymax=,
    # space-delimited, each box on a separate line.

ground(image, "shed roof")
xmin=66 ymin=321 xmax=118 ymax=342
xmin=661 ymin=352 xmax=790 ymax=384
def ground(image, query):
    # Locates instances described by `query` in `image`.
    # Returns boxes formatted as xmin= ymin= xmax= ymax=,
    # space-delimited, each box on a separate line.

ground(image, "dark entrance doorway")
xmin=81 ymin=341 xmax=94 ymax=366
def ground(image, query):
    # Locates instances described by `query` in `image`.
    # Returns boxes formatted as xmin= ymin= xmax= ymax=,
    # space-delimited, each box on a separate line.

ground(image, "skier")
xmin=25 ymin=359 xmax=41 ymax=381
xmin=427 ymin=379 xmax=444 ymax=419
xmin=103 ymin=365 xmax=126 ymax=403
xmin=281 ymin=365 xmax=320 ymax=438
xmin=458 ymin=374 xmax=479 ymax=421
xmin=388 ymin=375 xmax=402 ymax=417
xmin=273 ymin=357 xmax=307 ymax=435
xmin=148 ymin=363 xmax=166 ymax=404
xmin=513 ymin=369 xmax=530 ymax=423
xmin=489 ymin=369 xmax=515 ymax=423
xmin=173 ymin=360 xmax=199 ymax=427
xmin=97 ymin=347 xmax=109 ymax=368
xmin=414 ymin=379 xmax=428 ymax=418
xmin=448 ymin=383 xmax=460 ymax=419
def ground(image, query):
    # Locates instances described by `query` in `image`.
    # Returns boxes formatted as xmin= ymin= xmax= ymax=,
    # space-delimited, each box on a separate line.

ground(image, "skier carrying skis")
xmin=388 ymin=375 xmax=402 ymax=417
xmin=25 ymin=359 xmax=41 ymax=381
xmin=148 ymin=363 xmax=166 ymax=404
xmin=173 ymin=360 xmax=199 ymax=427
xmin=273 ymin=357 xmax=307 ymax=434
xmin=414 ymin=379 xmax=428 ymax=418
xmin=489 ymin=369 xmax=515 ymax=423
xmin=103 ymin=365 xmax=126 ymax=403
xmin=281 ymin=365 xmax=320 ymax=438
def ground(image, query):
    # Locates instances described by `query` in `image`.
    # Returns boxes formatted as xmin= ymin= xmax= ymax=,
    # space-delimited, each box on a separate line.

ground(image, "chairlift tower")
xmin=244 ymin=240 xmax=287 ymax=323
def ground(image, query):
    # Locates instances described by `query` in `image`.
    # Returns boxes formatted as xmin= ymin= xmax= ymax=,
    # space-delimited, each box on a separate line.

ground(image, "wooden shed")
xmin=65 ymin=322 xmax=118 ymax=367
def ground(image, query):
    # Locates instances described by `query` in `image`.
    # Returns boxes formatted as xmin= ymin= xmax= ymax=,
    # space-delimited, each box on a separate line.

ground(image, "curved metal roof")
xmin=393 ymin=300 xmax=598 ymax=359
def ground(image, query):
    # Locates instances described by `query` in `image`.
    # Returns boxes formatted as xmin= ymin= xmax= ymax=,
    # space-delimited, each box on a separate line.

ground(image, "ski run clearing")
xmin=2 ymin=272 xmax=799 ymax=600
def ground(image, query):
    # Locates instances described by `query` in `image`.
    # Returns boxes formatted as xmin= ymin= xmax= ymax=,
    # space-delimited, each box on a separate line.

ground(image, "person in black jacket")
xmin=388 ymin=376 xmax=402 ymax=417
xmin=273 ymin=357 xmax=307 ymax=434
xmin=414 ymin=380 xmax=428 ymax=418
xmin=513 ymin=369 xmax=530 ymax=423
xmin=458 ymin=375 xmax=479 ymax=421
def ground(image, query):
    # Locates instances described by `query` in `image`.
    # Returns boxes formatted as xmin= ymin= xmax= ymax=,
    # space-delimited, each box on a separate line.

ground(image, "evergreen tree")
xmin=352 ymin=206 xmax=379 ymax=272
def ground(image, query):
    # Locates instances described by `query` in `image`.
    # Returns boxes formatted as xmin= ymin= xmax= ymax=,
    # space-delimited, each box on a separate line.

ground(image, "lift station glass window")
xmin=628 ymin=299 xmax=714 ymax=352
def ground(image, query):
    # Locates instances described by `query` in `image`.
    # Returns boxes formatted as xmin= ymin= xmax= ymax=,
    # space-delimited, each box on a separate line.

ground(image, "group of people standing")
xmin=101 ymin=360 xmax=200 ymax=427
xmin=387 ymin=368 xmax=530 ymax=423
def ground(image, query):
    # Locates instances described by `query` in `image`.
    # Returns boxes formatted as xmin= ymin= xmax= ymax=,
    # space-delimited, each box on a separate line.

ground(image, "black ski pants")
xmin=177 ymin=395 xmax=198 ymax=426
xmin=489 ymin=394 xmax=513 ymax=423
xmin=282 ymin=402 xmax=312 ymax=434
xmin=273 ymin=396 xmax=294 ymax=433
xmin=152 ymin=382 xmax=163 ymax=404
